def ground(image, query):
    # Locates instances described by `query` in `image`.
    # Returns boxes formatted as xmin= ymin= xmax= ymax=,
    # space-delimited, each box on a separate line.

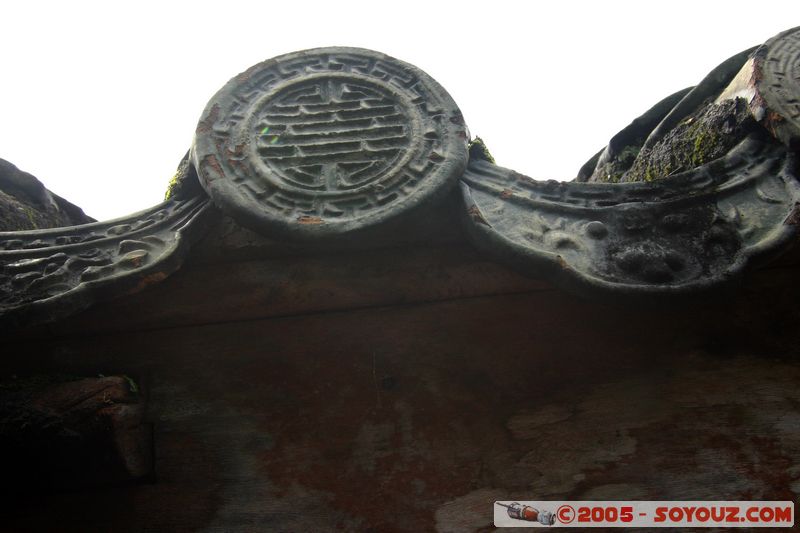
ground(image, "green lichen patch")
xmin=623 ymin=98 xmax=760 ymax=183
xmin=164 ymin=171 xmax=184 ymax=201
xmin=468 ymin=137 xmax=496 ymax=164
xmin=164 ymin=151 xmax=203 ymax=201
xmin=164 ymin=153 xmax=191 ymax=201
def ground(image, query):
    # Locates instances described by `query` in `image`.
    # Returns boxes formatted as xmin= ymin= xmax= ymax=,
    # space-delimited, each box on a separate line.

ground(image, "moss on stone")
xmin=24 ymin=206 xmax=38 ymax=229
xmin=164 ymin=169 xmax=184 ymax=201
xmin=623 ymin=98 xmax=759 ymax=183
xmin=164 ymin=151 xmax=203 ymax=201
xmin=691 ymin=128 xmax=720 ymax=167
xmin=164 ymin=157 xmax=190 ymax=201
xmin=468 ymin=137 xmax=496 ymax=164
xmin=0 ymin=159 xmax=93 ymax=230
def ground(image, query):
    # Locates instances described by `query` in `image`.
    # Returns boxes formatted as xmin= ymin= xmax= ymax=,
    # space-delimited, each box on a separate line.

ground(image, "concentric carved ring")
xmin=759 ymin=26 xmax=800 ymax=147
xmin=193 ymin=47 xmax=468 ymax=239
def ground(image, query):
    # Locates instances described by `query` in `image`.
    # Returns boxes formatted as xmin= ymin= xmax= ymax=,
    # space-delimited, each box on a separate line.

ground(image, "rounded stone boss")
xmin=192 ymin=47 xmax=468 ymax=239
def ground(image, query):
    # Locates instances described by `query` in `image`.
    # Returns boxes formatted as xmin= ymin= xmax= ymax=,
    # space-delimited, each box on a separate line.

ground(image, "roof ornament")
xmin=462 ymin=26 xmax=800 ymax=294
xmin=2 ymin=28 xmax=799 ymax=327
xmin=192 ymin=47 xmax=468 ymax=239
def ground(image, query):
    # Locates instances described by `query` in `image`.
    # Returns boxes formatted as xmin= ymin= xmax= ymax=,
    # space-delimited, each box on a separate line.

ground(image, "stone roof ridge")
xmin=2 ymin=29 xmax=800 ymax=328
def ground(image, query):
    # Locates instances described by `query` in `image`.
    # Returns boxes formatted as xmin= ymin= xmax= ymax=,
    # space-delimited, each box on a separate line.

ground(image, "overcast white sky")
xmin=2 ymin=1 xmax=799 ymax=221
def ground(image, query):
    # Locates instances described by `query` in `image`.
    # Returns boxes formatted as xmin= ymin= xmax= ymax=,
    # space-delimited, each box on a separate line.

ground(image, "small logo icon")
xmin=556 ymin=504 xmax=576 ymax=524
xmin=496 ymin=502 xmax=555 ymax=525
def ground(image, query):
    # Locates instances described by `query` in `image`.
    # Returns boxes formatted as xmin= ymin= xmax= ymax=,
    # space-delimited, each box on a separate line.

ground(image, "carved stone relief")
xmin=192 ymin=47 xmax=468 ymax=239
xmin=2 ymin=28 xmax=800 ymax=324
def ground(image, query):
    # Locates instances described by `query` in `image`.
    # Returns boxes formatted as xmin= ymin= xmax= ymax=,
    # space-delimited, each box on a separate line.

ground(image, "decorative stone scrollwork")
xmin=0 ymin=197 xmax=213 ymax=328
xmin=461 ymin=135 xmax=800 ymax=294
xmin=461 ymin=26 xmax=800 ymax=294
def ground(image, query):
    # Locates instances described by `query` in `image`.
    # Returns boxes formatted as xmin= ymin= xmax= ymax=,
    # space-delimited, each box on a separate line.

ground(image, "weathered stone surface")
xmin=0 ymin=375 xmax=151 ymax=494
xmin=581 ymin=28 xmax=800 ymax=186
xmin=0 ymin=158 xmax=93 ymax=231
xmin=578 ymin=44 xmax=758 ymax=184
xmin=622 ymin=97 xmax=764 ymax=183
xmin=577 ymin=87 xmax=693 ymax=184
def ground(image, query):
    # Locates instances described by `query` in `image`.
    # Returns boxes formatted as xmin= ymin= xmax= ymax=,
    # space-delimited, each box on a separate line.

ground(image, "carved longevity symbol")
xmin=255 ymin=77 xmax=411 ymax=192
xmin=193 ymin=48 xmax=468 ymax=238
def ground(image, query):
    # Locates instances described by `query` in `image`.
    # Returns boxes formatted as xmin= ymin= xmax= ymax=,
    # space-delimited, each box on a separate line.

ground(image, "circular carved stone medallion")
xmin=759 ymin=26 xmax=800 ymax=147
xmin=192 ymin=47 xmax=468 ymax=239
